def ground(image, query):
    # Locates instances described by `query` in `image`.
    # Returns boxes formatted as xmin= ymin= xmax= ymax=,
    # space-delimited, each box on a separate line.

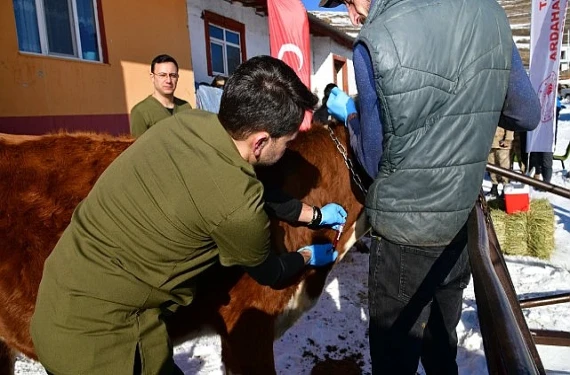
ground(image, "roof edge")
xmin=307 ymin=13 xmax=355 ymax=50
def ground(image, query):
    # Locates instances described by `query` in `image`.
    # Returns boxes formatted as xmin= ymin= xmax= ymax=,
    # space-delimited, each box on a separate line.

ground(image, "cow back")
xmin=0 ymin=123 xmax=366 ymax=364
xmin=0 ymin=132 xmax=133 ymax=358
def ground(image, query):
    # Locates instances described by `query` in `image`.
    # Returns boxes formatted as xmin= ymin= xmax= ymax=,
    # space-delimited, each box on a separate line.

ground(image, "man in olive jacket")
xmin=31 ymin=56 xmax=346 ymax=374
xmin=130 ymin=54 xmax=192 ymax=137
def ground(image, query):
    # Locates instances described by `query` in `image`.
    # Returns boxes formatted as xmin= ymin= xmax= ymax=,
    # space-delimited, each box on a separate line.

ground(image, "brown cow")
xmin=0 ymin=123 xmax=368 ymax=374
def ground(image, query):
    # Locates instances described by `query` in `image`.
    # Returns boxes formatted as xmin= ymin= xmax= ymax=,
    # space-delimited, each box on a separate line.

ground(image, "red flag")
xmin=268 ymin=0 xmax=313 ymax=131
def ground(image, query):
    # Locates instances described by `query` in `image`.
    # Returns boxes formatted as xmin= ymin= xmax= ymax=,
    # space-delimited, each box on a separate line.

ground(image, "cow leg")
xmin=0 ymin=340 xmax=15 ymax=375
xmin=225 ymin=311 xmax=277 ymax=375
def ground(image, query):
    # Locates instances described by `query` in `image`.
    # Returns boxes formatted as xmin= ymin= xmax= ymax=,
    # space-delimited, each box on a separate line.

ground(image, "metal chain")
xmin=327 ymin=126 xmax=368 ymax=195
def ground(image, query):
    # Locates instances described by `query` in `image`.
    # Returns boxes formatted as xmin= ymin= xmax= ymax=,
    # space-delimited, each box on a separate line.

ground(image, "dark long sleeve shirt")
xmin=244 ymin=188 xmax=304 ymax=288
xmin=348 ymin=41 xmax=541 ymax=179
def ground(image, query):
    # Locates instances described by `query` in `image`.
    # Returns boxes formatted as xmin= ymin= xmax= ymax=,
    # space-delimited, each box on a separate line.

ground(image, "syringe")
xmin=332 ymin=224 xmax=344 ymax=250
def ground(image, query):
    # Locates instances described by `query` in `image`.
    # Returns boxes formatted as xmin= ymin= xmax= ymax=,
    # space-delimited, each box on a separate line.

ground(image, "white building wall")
xmin=186 ymin=0 xmax=270 ymax=86
xmin=186 ymin=0 xmax=356 ymax=103
xmin=311 ymin=35 xmax=356 ymax=104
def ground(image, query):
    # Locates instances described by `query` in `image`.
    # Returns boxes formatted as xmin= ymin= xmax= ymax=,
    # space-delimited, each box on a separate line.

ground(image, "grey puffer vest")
xmin=358 ymin=0 xmax=512 ymax=246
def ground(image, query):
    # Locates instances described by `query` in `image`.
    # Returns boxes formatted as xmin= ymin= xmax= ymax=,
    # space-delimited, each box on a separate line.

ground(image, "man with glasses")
xmin=130 ymin=54 xmax=192 ymax=137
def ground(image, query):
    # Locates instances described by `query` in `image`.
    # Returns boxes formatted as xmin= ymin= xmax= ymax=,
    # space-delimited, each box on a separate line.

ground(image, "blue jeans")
xmin=368 ymin=225 xmax=471 ymax=375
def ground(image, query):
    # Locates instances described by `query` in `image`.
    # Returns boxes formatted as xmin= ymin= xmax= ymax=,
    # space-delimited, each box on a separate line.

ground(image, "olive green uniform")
xmin=31 ymin=110 xmax=270 ymax=374
xmin=129 ymin=95 xmax=191 ymax=137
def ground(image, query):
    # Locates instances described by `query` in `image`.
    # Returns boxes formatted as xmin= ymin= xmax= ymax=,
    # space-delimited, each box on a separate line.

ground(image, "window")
xmin=13 ymin=0 xmax=104 ymax=62
xmin=203 ymin=11 xmax=246 ymax=77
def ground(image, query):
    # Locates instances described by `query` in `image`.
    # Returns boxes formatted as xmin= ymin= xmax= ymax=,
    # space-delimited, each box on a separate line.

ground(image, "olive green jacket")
xmin=31 ymin=110 xmax=270 ymax=374
xmin=130 ymin=95 xmax=191 ymax=137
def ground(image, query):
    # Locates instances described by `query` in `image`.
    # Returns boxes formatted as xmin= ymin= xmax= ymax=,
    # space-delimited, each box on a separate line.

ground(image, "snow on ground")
xmin=14 ymin=110 xmax=570 ymax=374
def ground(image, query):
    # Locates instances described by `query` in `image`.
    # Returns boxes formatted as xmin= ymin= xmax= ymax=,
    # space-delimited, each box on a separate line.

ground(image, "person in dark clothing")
xmin=319 ymin=0 xmax=541 ymax=373
xmin=512 ymin=131 xmax=528 ymax=174
xmin=530 ymin=152 xmax=554 ymax=183
xmin=313 ymin=83 xmax=338 ymax=124
xmin=528 ymin=93 xmax=565 ymax=183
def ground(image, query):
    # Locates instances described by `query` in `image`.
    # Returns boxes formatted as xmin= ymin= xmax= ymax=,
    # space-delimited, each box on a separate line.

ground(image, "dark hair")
xmin=322 ymin=83 xmax=338 ymax=103
xmin=151 ymin=54 xmax=179 ymax=73
xmin=211 ymin=75 xmax=227 ymax=88
xmin=313 ymin=83 xmax=338 ymax=124
xmin=218 ymin=55 xmax=318 ymax=140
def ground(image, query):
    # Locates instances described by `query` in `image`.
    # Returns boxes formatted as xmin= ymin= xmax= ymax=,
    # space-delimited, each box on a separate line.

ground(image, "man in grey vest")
xmin=319 ymin=0 xmax=541 ymax=373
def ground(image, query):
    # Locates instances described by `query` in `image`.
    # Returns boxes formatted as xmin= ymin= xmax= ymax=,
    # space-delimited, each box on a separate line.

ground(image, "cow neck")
xmin=326 ymin=125 xmax=368 ymax=196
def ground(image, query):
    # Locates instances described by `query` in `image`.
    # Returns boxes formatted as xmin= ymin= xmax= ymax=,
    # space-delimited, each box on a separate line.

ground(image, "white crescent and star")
xmin=277 ymin=43 xmax=304 ymax=71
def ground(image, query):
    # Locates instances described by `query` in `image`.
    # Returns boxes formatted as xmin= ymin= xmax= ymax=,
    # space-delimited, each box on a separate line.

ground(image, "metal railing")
xmin=519 ymin=293 xmax=570 ymax=346
xmin=469 ymin=198 xmax=544 ymax=374
xmin=486 ymin=163 xmax=570 ymax=199
xmin=467 ymin=164 xmax=570 ymax=373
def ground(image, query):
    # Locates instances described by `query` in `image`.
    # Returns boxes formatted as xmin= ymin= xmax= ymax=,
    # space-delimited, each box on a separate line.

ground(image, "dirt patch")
xmin=311 ymin=357 xmax=362 ymax=375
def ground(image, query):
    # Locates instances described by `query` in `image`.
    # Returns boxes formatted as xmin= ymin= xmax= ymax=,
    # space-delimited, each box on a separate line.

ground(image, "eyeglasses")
xmin=153 ymin=72 xmax=179 ymax=80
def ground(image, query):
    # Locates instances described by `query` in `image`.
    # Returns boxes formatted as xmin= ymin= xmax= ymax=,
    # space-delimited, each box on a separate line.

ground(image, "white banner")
xmin=527 ymin=0 xmax=568 ymax=152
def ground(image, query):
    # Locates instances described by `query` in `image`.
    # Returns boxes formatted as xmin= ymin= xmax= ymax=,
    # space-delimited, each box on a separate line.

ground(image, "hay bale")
xmin=502 ymin=210 xmax=528 ymax=256
xmin=488 ymin=198 xmax=554 ymax=259
xmin=527 ymin=199 xmax=555 ymax=259
xmin=490 ymin=208 xmax=507 ymax=247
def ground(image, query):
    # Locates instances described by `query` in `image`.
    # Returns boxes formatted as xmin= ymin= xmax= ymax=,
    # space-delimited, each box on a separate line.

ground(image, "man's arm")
xmin=347 ymin=42 xmax=384 ymax=179
xmin=211 ymin=198 xmax=334 ymax=289
xmin=499 ymin=43 xmax=541 ymax=132
xmin=244 ymin=243 xmax=337 ymax=289
xmin=263 ymin=187 xmax=303 ymax=222
xmin=263 ymin=187 xmax=346 ymax=227
xmin=243 ymin=251 xmax=306 ymax=289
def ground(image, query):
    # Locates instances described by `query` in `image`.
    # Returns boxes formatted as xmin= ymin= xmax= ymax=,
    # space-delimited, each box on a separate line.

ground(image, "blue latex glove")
xmin=326 ymin=87 xmax=357 ymax=124
xmin=298 ymin=243 xmax=338 ymax=267
xmin=319 ymin=203 xmax=347 ymax=230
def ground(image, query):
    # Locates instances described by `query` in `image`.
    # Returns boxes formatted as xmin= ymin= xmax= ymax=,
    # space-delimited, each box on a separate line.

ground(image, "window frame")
xmin=332 ymin=54 xmax=349 ymax=93
xmin=203 ymin=10 xmax=247 ymax=77
xmin=15 ymin=0 xmax=105 ymax=63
